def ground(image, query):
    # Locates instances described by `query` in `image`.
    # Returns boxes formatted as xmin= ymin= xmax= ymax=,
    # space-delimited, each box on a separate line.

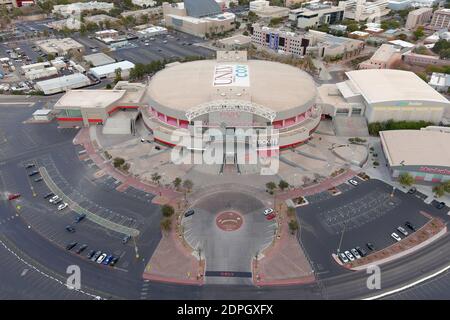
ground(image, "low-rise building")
xmin=162 ymin=0 xmax=236 ymax=38
xmin=53 ymin=81 xmax=145 ymax=127
xmin=380 ymin=129 xmax=450 ymax=183
xmin=429 ymin=72 xmax=450 ymax=93
xmin=35 ymin=73 xmax=92 ymax=95
xmin=25 ymin=67 xmax=58 ymax=80
xmin=52 ymin=1 xmax=114 ymax=18
xmin=136 ymin=26 xmax=168 ymax=38
xmin=89 ymin=61 xmax=135 ymax=79
xmin=132 ymin=0 xmax=156 ymax=7
xmin=35 ymin=38 xmax=84 ymax=57
xmin=251 ymin=24 xmax=364 ymax=60
xmin=83 ymin=52 xmax=116 ymax=67
xmin=359 ymin=44 xmax=401 ymax=69
xmin=294 ymin=4 xmax=345 ymax=29
xmin=251 ymin=4 xmax=290 ymax=19
xmin=217 ymin=34 xmax=252 ymax=49
xmin=121 ymin=6 xmax=162 ymax=19
xmin=32 ymin=109 xmax=53 ymax=121
xmin=402 ymin=51 xmax=450 ymax=66
xmin=405 ymin=7 xmax=433 ymax=29
xmin=84 ymin=14 xmax=119 ymax=26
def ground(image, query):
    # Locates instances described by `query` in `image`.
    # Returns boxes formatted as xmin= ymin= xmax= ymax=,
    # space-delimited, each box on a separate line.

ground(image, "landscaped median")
xmin=333 ymin=216 xmax=447 ymax=271
xmin=39 ymin=167 xmax=140 ymax=237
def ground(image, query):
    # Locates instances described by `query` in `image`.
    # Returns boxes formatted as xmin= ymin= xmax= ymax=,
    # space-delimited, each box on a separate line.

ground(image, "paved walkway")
xmin=277 ymin=169 xmax=356 ymax=201
xmin=253 ymin=207 xmax=315 ymax=286
xmin=74 ymin=128 xmax=180 ymax=204
xmin=142 ymin=216 xmax=204 ymax=285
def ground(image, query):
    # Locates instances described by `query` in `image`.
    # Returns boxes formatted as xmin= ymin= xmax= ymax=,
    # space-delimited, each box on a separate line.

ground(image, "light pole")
xmin=391 ymin=186 xmax=396 ymax=198
xmin=132 ymin=236 xmax=139 ymax=259
xmin=337 ymin=222 xmax=347 ymax=255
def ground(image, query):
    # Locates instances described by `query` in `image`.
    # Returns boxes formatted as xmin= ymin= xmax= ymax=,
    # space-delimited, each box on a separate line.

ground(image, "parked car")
xmin=348 ymin=179 xmax=358 ymax=186
xmin=57 ymin=203 xmax=68 ymax=211
xmin=339 ymin=252 xmax=349 ymax=264
xmin=53 ymin=198 xmax=63 ymax=205
xmin=65 ymin=225 xmax=75 ymax=233
xmin=75 ymin=213 xmax=86 ymax=223
xmin=66 ymin=241 xmax=77 ymax=250
xmin=407 ymin=187 xmax=416 ymax=194
xmin=86 ymin=250 xmax=96 ymax=259
xmin=397 ymin=226 xmax=409 ymax=237
xmin=263 ymin=208 xmax=274 ymax=216
xmin=405 ymin=221 xmax=416 ymax=232
xmin=435 ymin=202 xmax=446 ymax=209
xmin=122 ymin=235 xmax=131 ymax=244
xmin=28 ymin=170 xmax=39 ymax=177
xmin=266 ymin=213 xmax=276 ymax=221
xmin=184 ymin=209 xmax=195 ymax=218
xmin=25 ymin=163 xmax=35 ymax=168
xmin=91 ymin=251 xmax=102 ymax=262
xmin=102 ymin=255 xmax=113 ymax=265
xmin=109 ymin=256 xmax=119 ymax=266
xmin=8 ymin=193 xmax=21 ymax=200
xmin=366 ymin=243 xmax=375 ymax=251
xmin=34 ymin=177 xmax=43 ymax=182
xmin=356 ymin=246 xmax=367 ymax=257
xmin=76 ymin=244 xmax=88 ymax=254
xmin=49 ymin=195 xmax=60 ymax=203
xmin=351 ymin=248 xmax=361 ymax=259
xmin=344 ymin=250 xmax=355 ymax=262
xmin=43 ymin=192 xmax=54 ymax=199
xmin=96 ymin=253 xmax=107 ymax=264
xmin=391 ymin=232 xmax=402 ymax=242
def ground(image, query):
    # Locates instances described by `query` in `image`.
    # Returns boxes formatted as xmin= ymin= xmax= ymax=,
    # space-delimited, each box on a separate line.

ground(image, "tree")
xmin=413 ymin=26 xmax=424 ymax=40
xmin=288 ymin=220 xmax=299 ymax=235
xmin=433 ymin=184 xmax=445 ymax=198
xmin=161 ymin=204 xmax=175 ymax=217
xmin=151 ymin=172 xmax=162 ymax=184
xmin=278 ymin=180 xmax=289 ymax=191
xmin=266 ymin=182 xmax=277 ymax=193
xmin=398 ymin=173 xmax=414 ymax=187
xmin=172 ymin=177 xmax=182 ymax=189
xmin=182 ymin=179 xmax=193 ymax=193
xmin=47 ymin=53 xmax=55 ymax=61
xmin=160 ymin=218 xmax=172 ymax=232
xmin=114 ymin=68 xmax=122 ymax=83
xmin=113 ymin=157 xmax=125 ymax=168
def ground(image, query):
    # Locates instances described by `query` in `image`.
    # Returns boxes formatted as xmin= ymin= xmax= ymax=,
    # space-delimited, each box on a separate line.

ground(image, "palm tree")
xmin=151 ymin=172 xmax=162 ymax=185
xmin=182 ymin=179 xmax=193 ymax=201
xmin=172 ymin=177 xmax=182 ymax=190
xmin=398 ymin=173 xmax=414 ymax=187
xmin=266 ymin=182 xmax=277 ymax=194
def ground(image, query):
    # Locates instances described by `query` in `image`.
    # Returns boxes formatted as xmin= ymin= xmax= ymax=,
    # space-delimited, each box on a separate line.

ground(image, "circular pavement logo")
xmin=216 ymin=211 xmax=243 ymax=231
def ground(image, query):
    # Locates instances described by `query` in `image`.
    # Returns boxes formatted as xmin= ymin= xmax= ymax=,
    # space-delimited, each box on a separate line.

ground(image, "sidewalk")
xmin=277 ymin=169 xmax=356 ymax=201
xmin=142 ymin=215 xmax=204 ymax=285
xmin=74 ymin=128 xmax=180 ymax=204
xmin=253 ymin=205 xmax=315 ymax=286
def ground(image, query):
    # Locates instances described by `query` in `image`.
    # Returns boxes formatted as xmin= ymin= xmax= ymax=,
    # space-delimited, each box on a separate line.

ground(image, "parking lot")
xmin=110 ymin=31 xmax=215 ymax=64
xmin=297 ymin=179 xmax=441 ymax=277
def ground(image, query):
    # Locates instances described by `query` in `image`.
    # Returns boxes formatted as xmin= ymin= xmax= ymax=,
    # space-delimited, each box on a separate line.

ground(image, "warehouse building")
xmin=380 ymin=128 xmax=450 ymax=183
xmin=83 ymin=52 xmax=116 ymax=67
xmin=35 ymin=38 xmax=85 ymax=57
xmin=35 ymin=73 xmax=91 ymax=95
xmin=25 ymin=67 xmax=58 ymax=80
xmin=318 ymin=69 xmax=450 ymax=122
xmin=89 ymin=61 xmax=135 ymax=79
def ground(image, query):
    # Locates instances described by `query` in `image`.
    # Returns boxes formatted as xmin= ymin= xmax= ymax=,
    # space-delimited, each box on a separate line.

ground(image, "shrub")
xmin=161 ymin=204 xmax=175 ymax=217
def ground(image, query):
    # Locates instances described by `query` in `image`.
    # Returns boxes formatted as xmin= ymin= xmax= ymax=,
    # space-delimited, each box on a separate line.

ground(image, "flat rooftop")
xmin=346 ymin=69 xmax=449 ymax=104
xmin=83 ymin=52 xmax=116 ymax=66
xmin=380 ymin=130 xmax=450 ymax=168
xmin=54 ymin=90 xmax=125 ymax=109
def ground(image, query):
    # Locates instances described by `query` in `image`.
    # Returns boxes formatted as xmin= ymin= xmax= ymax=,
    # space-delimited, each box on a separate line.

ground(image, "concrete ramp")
xmin=333 ymin=116 xmax=369 ymax=137
xmin=102 ymin=111 xmax=139 ymax=135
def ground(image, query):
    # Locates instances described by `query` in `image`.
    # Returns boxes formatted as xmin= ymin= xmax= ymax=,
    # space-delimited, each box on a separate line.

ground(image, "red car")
xmin=8 ymin=193 xmax=21 ymax=200
xmin=266 ymin=213 xmax=276 ymax=221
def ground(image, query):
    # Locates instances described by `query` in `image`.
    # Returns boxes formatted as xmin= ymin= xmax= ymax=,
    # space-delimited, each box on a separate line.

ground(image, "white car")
xmin=339 ymin=252 xmax=349 ymax=264
xmin=348 ymin=179 xmax=359 ymax=186
xmin=351 ymin=248 xmax=361 ymax=259
xmin=263 ymin=208 xmax=274 ymax=216
xmin=344 ymin=250 xmax=355 ymax=262
xmin=57 ymin=203 xmax=68 ymax=211
xmin=96 ymin=253 xmax=107 ymax=264
xmin=49 ymin=195 xmax=60 ymax=203
xmin=391 ymin=232 xmax=402 ymax=242
xmin=397 ymin=226 xmax=408 ymax=237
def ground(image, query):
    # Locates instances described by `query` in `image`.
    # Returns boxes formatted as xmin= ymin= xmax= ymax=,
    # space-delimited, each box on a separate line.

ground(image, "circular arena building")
xmin=141 ymin=51 xmax=322 ymax=151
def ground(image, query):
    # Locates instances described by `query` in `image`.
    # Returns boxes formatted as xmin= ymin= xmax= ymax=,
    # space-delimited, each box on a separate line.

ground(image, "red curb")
xmin=142 ymin=272 xmax=203 ymax=286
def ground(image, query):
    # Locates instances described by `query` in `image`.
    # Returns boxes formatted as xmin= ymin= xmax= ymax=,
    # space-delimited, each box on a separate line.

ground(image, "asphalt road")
xmin=0 ymin=103 xmax=450 ymax=299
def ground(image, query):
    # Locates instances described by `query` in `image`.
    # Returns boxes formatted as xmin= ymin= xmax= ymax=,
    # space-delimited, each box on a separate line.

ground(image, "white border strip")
xmin=363 ymin=263 xmax=450 ymax=300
